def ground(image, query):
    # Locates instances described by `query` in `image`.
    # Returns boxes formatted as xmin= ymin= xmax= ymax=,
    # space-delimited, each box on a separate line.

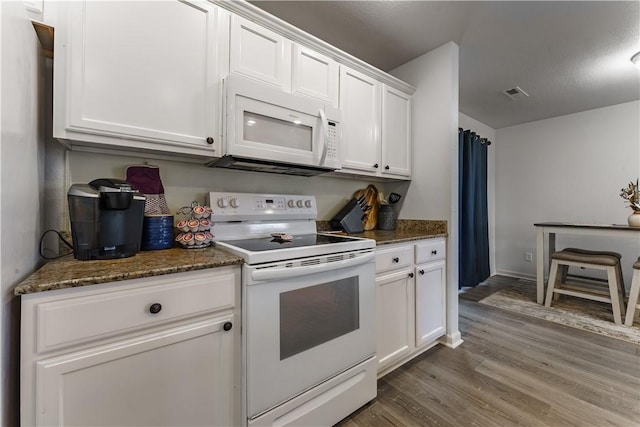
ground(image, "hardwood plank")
xmin=336 ymin=275 xmax=640 ymax=427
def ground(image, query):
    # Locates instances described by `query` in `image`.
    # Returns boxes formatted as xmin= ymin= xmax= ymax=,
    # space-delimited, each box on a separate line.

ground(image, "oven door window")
xmin=279 ymin=276 xmax=359 ymax=360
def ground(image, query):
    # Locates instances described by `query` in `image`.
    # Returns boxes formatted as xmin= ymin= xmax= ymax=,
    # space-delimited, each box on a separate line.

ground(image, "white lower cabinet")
xmin=375 ymin=238 xmax=446 ymax=375
xmin=21 ymin=267 xmax=240 ymax=427
xmin=376 ymin=269 xmax=414 ymax=367
xmin=415 ymin=259 xmax=446 ymax=347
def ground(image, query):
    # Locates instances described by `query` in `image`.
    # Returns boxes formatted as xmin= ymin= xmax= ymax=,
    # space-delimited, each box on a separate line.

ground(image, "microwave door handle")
xmin=250 ymin=251 xmax=374 ymax=282
xmin=318 ymin=109 xmax=329 ymax=166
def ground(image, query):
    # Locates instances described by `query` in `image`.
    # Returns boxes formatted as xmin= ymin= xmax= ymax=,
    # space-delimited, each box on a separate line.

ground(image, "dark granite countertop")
xmin=15 ymin=219 xmax=447 ymax=296
xmin=14 ymin=246 xmax=243 ymax=295
xmin=318 ymin=219 xmax=448 ymax=245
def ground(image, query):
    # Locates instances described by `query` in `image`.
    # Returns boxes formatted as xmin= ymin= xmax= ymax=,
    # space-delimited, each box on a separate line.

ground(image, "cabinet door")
xmin=35 ymin=317 xmax=235 ymax=427
xmin=291 ymin=44 xmax=338 ymax=106
xmin=381 ymin=85 xmax=412 ymax=177
xmin=376 ymin=269 xmax=414 ymax=370
xmin=230 ymin=15 xmax=291 ymax=90
xmin=58 ymin=0 xmax=222 ymax=154
xmin=339 ymin=66 xmax=381 ymax=173
xmin=415 ymin=260 xmax=446 ymax=347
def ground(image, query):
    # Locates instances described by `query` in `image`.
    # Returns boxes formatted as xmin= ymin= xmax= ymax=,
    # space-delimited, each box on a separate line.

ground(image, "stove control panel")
xmin=207 ymin=192 xmax=317 ymax=221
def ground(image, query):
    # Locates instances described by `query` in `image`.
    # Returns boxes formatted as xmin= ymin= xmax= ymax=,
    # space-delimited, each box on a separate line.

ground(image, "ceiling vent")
xmin=502 ymin=86 xmax=530 ymax=101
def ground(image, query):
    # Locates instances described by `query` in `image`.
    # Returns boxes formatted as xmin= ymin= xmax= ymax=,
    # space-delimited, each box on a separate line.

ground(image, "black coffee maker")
xmin=68 ymin=178 xmax=146 ymax=260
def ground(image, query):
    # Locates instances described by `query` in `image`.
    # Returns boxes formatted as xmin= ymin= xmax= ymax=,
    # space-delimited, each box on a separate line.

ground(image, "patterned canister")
xmin=377 ymin=205 xmax=396 ymax=230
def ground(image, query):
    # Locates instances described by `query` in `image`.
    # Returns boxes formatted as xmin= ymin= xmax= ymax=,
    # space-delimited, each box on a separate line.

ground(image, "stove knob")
xmin=287 ymin=200 xmax=295 ymax=208
xmin=304 ymin=200 xmax=312 ymax=208
xmin=296 ymin=200 xmax=304 ymax=208
xmin=217 ymin=198 xmax=228 ymax=208
xmin=230 ymin=198 xmax=239 ymax=208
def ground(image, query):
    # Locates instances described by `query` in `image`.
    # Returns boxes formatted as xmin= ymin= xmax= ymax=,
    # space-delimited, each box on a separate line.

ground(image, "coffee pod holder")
xmin=174 ymin=201 xmax=214 ymax=249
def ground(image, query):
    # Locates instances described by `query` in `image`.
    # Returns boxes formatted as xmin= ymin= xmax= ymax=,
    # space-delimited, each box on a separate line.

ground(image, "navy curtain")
xmin=458 ymin=129 xmax=490 ymax=288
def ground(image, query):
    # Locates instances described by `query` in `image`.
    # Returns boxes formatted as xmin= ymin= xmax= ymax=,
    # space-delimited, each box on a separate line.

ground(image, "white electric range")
xmin=208 ymin=192 xmax=377 ymax=427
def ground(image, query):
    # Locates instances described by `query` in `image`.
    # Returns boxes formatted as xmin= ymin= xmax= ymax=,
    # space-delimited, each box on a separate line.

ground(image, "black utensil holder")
xmin=377 ymin=205 xmax=396 ymax=230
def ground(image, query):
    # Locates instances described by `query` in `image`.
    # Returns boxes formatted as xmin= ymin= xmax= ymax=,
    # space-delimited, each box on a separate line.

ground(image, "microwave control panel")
xmin=326 ymin=122 xmax=338 ymax=161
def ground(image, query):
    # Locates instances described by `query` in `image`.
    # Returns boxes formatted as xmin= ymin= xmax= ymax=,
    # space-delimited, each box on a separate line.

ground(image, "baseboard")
xmin=376 ymin=340 xmax=441 ymax=379
xmin=494 ymin=269 xmax=536 ymax=281
xmin=440 ymin=331 xmax=463 ymax=349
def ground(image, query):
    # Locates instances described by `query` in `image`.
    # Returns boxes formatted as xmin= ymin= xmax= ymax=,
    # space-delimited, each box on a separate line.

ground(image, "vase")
xmin=628 ymin=212 xmax=640 ymax=227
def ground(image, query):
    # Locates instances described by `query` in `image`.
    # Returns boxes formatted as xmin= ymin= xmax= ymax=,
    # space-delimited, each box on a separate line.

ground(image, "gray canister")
xmin=377 ymin=205 xmax=397 ymax=230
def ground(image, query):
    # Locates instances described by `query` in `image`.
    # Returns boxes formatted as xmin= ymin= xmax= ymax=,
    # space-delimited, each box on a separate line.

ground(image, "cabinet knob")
xmin=385 ymin=165 xmax=390 ymax=170
xmin=431 ymin=250 xmax=437 ymax=255
xmin=373 ymin=163 xmax=379 ymax=169
xmin=408 ymin=272 xmax=414 ymax=278
xmin=223 ymin=322 xmax=233 ymax=331
xmin=392 ymin=257 xmax=399 ymax=263
xmin=419 ymin=269 xmax=425 ymax=275
xmin=149 ymin=303 xmax=162 ymax=314
xmin=206 ymin=137 xmax=214 ymax=145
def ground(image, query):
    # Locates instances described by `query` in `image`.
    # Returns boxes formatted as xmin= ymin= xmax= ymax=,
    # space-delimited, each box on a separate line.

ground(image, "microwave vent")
xmin=208 ymin=155 xmax=334 ymax=177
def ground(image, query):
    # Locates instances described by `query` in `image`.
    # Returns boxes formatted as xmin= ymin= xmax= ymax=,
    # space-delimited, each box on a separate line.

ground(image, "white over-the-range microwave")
xmin=208 ymin=75 xmax=342 ymax=176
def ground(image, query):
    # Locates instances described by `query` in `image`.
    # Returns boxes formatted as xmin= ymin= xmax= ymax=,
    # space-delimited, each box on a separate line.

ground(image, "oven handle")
xmin=250 ymin=252 xmax=375 ymax=282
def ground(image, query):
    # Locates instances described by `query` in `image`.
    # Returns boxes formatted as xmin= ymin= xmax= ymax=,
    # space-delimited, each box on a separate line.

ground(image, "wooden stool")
xmin=624 ymin=257 xmax=640 ymax=326
xmin=557 ymin=247 xmax=623 ymax=284
xmin=544 ymin=250 xmax=626 ymax=324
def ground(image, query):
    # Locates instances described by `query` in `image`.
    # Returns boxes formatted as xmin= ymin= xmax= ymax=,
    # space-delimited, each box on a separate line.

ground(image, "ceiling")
xmin=249 ymin=1 xmax=640 ymax=129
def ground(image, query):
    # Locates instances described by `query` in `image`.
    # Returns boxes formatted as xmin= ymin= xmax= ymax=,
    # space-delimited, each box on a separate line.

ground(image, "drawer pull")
xmin=408 ymin=272 xmax=414 ymax=278
xmin=223 ymin=322 xmax=233 ymax=331
xmin=392 ymin=257 xmax=399 ymax=263
xmin=149 ymin=303 xmax=162 ymax=314
xmin=419 ymin=269 xmax=425 ymax=275
xmin=431 ymin=250 xmax=437 ymax=255
xmin=206 ymin=136 xmax=214 ymax=145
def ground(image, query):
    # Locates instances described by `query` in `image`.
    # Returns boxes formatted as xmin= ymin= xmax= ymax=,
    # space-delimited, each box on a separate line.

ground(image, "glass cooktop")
xmin=222 ymin=233 xmax=359 ymax=252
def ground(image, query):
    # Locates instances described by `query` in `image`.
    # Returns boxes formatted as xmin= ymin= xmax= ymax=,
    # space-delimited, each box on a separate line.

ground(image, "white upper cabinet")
xmin=229 ymin=15 xmax=291 ymax=91
xmin=50 ymin=1 xmax=412 ymax=168
xmin=339 ymin=66 xmax=412 ymax=179
xmin=339 ymin=66 xmax=381 ymax=173
xmin=53 ymin=0 xmax=228 ymax=159
xmin=381 ymin=85 xmax=412 ymax=177
xmin=291 ymin=45 xmax=339 ymax=107
xmin=229 ymin=16 xmax=338 ymax=106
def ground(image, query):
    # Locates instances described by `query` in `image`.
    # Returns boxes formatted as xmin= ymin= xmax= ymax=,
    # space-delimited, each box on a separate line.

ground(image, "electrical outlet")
xmin=524 ymin=252 xmax=533 ymax=262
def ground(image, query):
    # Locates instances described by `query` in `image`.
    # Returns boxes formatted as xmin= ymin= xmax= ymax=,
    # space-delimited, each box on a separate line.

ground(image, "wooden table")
xmin=534 ymin=222 xmax=640 ymax=304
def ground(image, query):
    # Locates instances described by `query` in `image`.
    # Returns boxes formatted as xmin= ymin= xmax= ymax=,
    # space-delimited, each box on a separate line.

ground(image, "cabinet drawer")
xmin=415 ymin=239 xmax=446 ymax=264
xmin=33 ymin=270 xmax=236 ymax=354
xmin=376 ymin=245 xmax=413 ymax=274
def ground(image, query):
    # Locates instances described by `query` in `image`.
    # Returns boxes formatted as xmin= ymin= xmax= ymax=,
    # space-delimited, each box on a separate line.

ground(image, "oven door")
xmin=243 ymin=251 xmax=375 ymax=419
xmin=225 ymin=75 xmax=341 ymax=170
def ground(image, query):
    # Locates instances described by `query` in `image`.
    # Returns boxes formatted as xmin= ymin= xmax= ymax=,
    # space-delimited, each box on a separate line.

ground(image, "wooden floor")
xmin=337 ymin=275 xmax=640 ymax=427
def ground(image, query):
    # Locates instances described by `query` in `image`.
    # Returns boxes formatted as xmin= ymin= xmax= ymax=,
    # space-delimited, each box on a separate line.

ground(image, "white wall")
xmin=67 ymin=151 xmax=392 ymax=221
xmin=459 ymin=113 xmax=497 ymax=276
xmin=495 ymin=101 xmax=640 ymax=286
xmin=391 ymin=43 xmax=458 ymax=223
xmin=1 ymin=2 xmax=47 ymax=424
xmin=391 ymin=42 xmax=462 ymax=348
